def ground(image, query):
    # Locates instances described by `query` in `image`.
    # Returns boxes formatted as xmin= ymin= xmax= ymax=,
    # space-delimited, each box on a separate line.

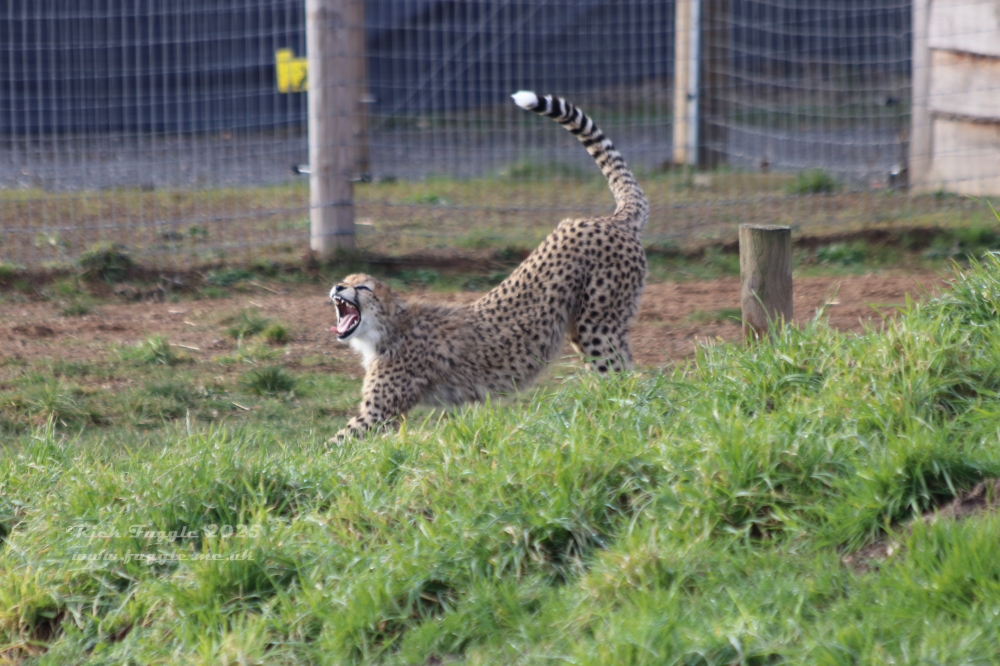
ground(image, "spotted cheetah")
xmin=330 ymin=91 xmax=648 ymax=440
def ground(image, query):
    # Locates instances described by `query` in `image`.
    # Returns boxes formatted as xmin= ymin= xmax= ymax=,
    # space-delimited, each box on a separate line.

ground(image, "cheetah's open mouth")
xmin=332 ymin=296 xmax=361 ymax=340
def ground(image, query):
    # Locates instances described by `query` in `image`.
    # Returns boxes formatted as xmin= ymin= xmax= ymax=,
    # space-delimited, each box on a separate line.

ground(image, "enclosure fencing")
xmin=1 ymin=0 xmax=997 ymax=269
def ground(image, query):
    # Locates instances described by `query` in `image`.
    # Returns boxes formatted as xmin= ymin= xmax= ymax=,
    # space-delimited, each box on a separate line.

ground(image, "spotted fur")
xmin=330 ymin=92 xmax=648 ymax=441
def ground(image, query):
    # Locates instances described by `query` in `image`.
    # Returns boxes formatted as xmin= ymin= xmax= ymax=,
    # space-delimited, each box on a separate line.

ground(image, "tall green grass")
xmin=3 ymin=255 xmax=1000 ymax=663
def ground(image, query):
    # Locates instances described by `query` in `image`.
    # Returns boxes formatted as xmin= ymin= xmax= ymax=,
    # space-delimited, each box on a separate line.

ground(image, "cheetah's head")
xmin=330 ymin=274 xmax=406 ymax=350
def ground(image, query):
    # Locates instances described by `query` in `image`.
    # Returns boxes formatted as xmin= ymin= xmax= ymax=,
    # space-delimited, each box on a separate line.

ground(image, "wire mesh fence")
xmin=1 ymin=0 xmax=997 ymax=270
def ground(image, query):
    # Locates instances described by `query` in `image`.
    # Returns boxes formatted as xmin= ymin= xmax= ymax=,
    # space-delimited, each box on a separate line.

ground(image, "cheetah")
xmin=330 ymin=91 xmax=648 ymax=440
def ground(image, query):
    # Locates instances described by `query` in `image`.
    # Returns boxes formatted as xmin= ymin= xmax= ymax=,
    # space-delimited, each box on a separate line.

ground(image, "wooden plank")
xmin=930 ymin=50 xmax=1000 ymax=120
xmin=928 ymin=0 xmax=1000 ymax=58
xmin=910 ymin=0 xmax=933 ymax=189
xmin=928 ymin=117 xmax=1000 ymax=195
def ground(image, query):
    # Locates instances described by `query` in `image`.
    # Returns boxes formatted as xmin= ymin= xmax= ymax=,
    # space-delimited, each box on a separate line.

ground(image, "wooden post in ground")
xmin=307 ymin=0 xmax=366 ymax=256
xmin=739 ymin=224 xmax=792 ymax=340
xmin=672 ymin=0 xmax=729 ymax=168
xmin=909 ymin=0 xmax=932 ymax=191
xmin=673 ymin=0 xmax=698 ymax=166
xmin=698 ymin=0 xmax=730 ymax=168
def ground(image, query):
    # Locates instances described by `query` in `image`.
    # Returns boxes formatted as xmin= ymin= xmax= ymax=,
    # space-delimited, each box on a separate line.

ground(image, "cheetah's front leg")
xmin=330 ymin=369 xmax=424 ymax=444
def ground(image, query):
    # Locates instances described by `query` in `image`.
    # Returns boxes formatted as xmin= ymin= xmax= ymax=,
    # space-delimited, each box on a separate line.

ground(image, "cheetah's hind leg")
xmin=570 ymin=311 xmax=634 ymax=373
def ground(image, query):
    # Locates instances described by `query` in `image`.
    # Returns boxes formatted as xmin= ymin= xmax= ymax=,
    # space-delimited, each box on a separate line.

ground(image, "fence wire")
xmin=1 ymin=0 xmax=996 ymax=270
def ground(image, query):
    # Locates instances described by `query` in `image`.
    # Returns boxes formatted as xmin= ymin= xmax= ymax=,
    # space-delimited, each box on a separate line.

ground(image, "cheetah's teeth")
xmin=334 ymin=298 xmax=361 ymax=337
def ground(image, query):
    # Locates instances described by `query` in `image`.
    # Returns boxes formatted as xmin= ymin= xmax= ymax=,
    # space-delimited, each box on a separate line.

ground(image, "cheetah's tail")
xmin=512 ymin=91 xmax=648 ymax=235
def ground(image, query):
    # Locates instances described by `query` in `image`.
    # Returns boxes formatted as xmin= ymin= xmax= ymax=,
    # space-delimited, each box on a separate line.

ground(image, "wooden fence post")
xmin=739 ymin=224 xmax=792 ymax=339
xmin=673 ymin=0 xmax=698 ymax=166
xmin=307 ymin=0 xmax=366 ymax=256
xmin=699 ymin=0 xmax=730 ymax=168
xmin=672 ymin=0 xmax=730 ymax=168
xmin=909 ymin=0 xmax=932 ymax=191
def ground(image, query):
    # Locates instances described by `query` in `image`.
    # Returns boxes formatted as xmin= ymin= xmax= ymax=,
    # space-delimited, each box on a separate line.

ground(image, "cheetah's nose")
xmin=334 ymin=284 xmax=346 ymax=293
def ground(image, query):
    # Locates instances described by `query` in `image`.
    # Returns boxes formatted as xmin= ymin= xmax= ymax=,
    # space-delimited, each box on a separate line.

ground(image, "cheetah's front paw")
xmin=327 ymin=428 xmax=353 ymax=446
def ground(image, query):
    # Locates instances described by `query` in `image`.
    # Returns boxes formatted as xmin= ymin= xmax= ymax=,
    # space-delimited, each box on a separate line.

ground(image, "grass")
xmin=243 ymin=365 xmax=296 ymax=396
xmin=58 ymin=300 xmax=92 ymax=317
xmin=206 ymin=267 xmax=257 ymax=287
xmin=2 ymin=246 xmax=1000 ymax=661
xmin=815 ymin=242 xmax=867 ymax=266
xmin=786 ymin=168 xmax=840 ymax=194
xmin=685 ymin=306 xmax=742 ymax=323
xmin=224 ymin=309 xmax=272 ymax=340
xmin=118 ymin=335 xmax=181 ymax=366
xmin=2 ymin=169 xmax=991 ymax=270
xmin=262 ymin=322 xmax=290 ymax=345
xmin=77 ymin=242 xmax=135 ymax=282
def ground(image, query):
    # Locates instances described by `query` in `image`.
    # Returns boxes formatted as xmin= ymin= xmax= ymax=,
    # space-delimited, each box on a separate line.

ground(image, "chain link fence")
xmin=1 ymin=0 xmax=994 ymax=269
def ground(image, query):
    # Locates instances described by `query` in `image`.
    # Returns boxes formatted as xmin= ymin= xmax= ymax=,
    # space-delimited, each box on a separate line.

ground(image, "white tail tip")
xmin=511 ymin=90 xmax=538 ymax=110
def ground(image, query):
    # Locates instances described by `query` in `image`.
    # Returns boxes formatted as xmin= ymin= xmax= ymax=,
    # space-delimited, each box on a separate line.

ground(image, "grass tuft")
xmin=205 ymin=267 xmax=255 ymax=287
xmin=243 ymin=365 xmax=296 ymax=395
xmin=78 ymin=242 xmax=135 ymax=282
xmin=816 ymin=242 xmax=866 ymax=266
xmin=58 ymin=300 xmax=92 ymax=317
xmin=262 ymin=322 xmax=290 ymax=345
xmin=224 ymin=309 xmax=271 ymax=339
xmin=685 ymin=306 xmax=742 ymax=323
xmin=119 ymin=335 xmax=179 ymax=366
xmin=786 ymin=168 xmax=839 ymax=194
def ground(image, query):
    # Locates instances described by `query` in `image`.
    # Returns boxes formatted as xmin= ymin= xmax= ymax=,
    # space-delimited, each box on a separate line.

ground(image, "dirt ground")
xmin=2 ymin=271 xmax=945 ymax=373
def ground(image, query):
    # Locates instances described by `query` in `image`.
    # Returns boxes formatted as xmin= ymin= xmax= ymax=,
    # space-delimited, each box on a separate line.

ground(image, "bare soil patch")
xmin=842 ymin=478 xmax=1000 ymax=573
xmin=1 ymin=271 xmax=944 ymax=372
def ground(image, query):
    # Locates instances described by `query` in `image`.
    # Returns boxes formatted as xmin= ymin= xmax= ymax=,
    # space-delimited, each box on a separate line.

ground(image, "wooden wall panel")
xmin=929 ymin=0 xmax=1000 ymax=57
xmin=930 ymin=50 xmax=1000 ymax=120
xmin=928 ymin=117 xmax=1000 ymax=195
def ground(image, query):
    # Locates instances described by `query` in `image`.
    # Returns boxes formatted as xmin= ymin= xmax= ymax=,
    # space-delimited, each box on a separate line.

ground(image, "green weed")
xmin=403 ymin=192 xmax=450 ymax=206
xmin=78 ymin=242 xmax=135 ymax=282
xmin=816 ymin=242 xmax=866 ymax=266
xmin=58 ymin=300 xmax=92 ymax=317
xmin=685 ymin=306 xmax=742 ymax=323
xmin=6 ymin=380 xmax=97 ymax=427
xmin=262 ymin=322 xmax=290 ymax=345
xmin=198 ymin=285 xmax=228 ymax=299
xmin=462 ymin=271 xmax=509 ymax=291
xmin=397 ymin=268 xmax=441 ymax=288
xmin=188 ymin=224 xmax=210 ymax=240
xmin=500 ymin=159 xmax=594 ymax=181
xmin=243 ymin=365 xmax=296 ymax=396
xmin=205 ymin=267 xmax=255 ymax=287
xmin=224 ymin=309 xmax=271 ymax=339
xmin=787 ymin=169 xmax=839 ymax=194
xmin=48 ymin=359 xmax=102 ymax=378
xmin=216 ymin=340 xmax=279 ymax=366
xmin=119 ymin=335 xmax=179 ymax=366
xmin=494 ymin=245 xmax=529 ymax=262
xmin=701 ymin=246 xmax=741 ymax=275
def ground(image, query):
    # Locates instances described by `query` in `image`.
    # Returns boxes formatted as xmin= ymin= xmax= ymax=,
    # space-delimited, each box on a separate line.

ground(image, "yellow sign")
xmin=275 ymin=48 xmax=307 ymax=93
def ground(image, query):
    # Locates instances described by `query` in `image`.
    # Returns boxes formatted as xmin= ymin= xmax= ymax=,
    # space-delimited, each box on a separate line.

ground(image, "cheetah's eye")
xmin=355 ymin=285 xmax=373 ymax=293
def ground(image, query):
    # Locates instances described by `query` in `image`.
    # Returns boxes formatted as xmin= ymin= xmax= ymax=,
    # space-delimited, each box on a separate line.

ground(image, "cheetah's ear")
xmin=393 ymin=299 xmax=408 ymax=315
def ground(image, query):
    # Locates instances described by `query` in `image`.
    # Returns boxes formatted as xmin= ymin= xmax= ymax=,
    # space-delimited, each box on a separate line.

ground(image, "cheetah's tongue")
xmin=335 ymin=313 xmax=359 ymax=335
xmin=334 ymin=301 xmax=360 ymax=335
